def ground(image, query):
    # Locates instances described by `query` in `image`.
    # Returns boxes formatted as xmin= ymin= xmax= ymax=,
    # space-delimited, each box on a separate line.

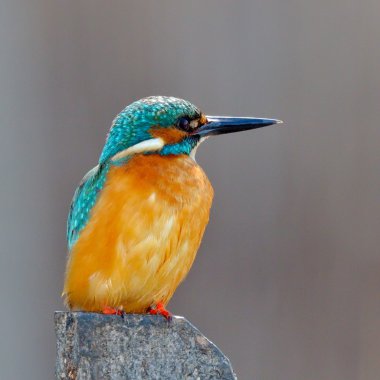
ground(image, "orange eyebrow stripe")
xmin=150 ymin=127 xmax=187 ymax=144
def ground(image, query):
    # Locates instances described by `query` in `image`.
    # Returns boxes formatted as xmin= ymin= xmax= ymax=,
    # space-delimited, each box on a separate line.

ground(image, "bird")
xmin=63 ymin=96 xmax=281 ymax=319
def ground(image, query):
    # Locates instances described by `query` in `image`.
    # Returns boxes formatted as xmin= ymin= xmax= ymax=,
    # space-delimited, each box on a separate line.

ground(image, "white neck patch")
xmin=111 ymin=138 xmax=164 ymax=162
xmin=190 ymin=137 xmax=208 ymax=161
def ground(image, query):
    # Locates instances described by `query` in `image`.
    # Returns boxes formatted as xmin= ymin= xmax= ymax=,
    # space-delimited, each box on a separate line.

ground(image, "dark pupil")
xmin=178 ymin=117 xmax=190 ymax=131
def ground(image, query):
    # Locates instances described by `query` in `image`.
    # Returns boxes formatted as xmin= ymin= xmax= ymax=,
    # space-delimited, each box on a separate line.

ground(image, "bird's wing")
xmin=67 ymin=164 xmax=109 ymax=250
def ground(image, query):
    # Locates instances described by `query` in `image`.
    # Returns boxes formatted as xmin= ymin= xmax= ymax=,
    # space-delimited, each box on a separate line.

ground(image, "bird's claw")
xmin=102 ymin=306 xmax=125 ymax=317
xmin=148 ymin=302 xmax=172 ymax=321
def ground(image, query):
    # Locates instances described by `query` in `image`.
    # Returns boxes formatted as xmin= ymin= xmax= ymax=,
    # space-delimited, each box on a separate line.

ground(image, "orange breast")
xmin=63 ymin=154 xmax=213 ymax=312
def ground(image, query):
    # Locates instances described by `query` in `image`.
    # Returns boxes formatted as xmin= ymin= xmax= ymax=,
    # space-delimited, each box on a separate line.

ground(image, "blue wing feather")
xmin=66 ymin=163 xmax=110 ymax=250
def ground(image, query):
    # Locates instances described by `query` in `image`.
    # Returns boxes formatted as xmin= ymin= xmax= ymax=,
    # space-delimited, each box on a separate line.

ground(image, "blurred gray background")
xmin=1 ymin=0 xmax=380 ymax=379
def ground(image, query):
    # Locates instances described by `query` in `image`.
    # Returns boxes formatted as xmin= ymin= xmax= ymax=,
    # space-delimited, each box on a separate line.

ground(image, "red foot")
xmin=148 ymin=302 xmax=172 ymax=321
xmin=102 ymin=306 xmax=124 ymax=316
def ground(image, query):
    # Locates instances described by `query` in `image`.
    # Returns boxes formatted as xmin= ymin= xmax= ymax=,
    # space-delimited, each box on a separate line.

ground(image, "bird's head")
xmin=99 ymin=96 xmax=281 ymax=164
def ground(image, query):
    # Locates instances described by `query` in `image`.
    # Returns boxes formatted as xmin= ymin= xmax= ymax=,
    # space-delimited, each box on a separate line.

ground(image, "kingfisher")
xmin=63 ymin=96 xmax=281 ymax=319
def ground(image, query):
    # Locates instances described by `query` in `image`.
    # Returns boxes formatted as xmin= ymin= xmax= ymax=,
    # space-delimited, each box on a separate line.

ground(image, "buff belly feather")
xmin=63 ymin=154 xmax=213 ymax=313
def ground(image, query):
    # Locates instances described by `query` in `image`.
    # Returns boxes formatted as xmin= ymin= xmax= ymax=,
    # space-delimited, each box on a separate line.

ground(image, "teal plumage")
xmin=63 ymin=94 xmax=281 ymax=316
xmin=99 ymin=96 xmax=200 ymax=163
xmin=67 ymin=96 xmax=200 ymax=251
xmin=67 ymin=163 xmax=110 ymax=250
xmin=159 ymin=136 xmax=199 ymax=156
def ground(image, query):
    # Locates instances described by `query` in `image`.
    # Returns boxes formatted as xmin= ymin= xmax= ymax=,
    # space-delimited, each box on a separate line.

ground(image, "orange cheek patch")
xmin=200 ymin=114 xmax=208 ymax=125
xmin=150 ymin=127 xmax=187 ymax=144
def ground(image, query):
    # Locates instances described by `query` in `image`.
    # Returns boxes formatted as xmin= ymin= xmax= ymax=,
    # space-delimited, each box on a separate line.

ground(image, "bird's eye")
xmin=177 ymin=117 xmax=191 ymax=132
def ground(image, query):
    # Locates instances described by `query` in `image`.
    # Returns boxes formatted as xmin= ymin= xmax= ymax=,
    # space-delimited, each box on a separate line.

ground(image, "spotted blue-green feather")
xmin=67 ymin=163 xmax=110 ymax=250
xmin=68 ymin=96 xmax=201 ymax=250
xmin=159 ymin=136 xmax=200 ymax=156
xmin=99 ymin=96 xmax=200 ymax=163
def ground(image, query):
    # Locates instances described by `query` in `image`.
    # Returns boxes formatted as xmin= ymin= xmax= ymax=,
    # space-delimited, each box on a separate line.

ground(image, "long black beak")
xmin=194 ymin=116 xmax=282 ymax=137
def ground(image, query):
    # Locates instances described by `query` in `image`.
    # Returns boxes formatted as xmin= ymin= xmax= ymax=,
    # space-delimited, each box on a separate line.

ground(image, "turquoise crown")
xmin=99 ymin=96 xmax=201 ymax=163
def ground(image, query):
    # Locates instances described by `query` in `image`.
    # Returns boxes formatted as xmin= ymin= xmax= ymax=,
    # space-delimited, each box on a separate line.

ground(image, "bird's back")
xmin=63 ymin=154 xmax=213 ymax=312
